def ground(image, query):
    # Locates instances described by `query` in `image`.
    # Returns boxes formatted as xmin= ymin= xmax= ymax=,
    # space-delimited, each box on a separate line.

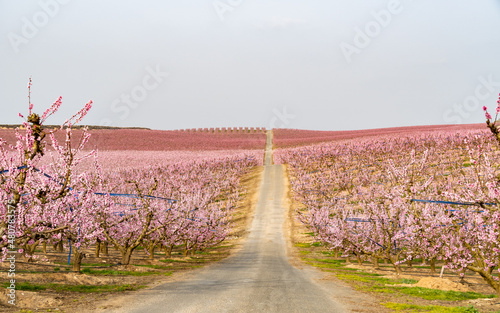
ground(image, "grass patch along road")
xmin=293 ymin=239 xmax=498 ymax=312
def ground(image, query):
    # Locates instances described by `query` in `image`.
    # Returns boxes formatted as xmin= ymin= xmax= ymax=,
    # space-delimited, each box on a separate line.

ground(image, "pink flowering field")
xmin=273 ymin=98 xmax=500 ymax=295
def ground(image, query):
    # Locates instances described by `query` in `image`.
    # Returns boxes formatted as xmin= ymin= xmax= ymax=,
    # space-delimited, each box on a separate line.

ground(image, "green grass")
xmin=51 ymin=283 xmax=144 ymax=293
xmin=207 ymin=244 xmax=233 ymax=249
xmin=321 ymin=251 xmax=336 ymax=256
xmin=383 ymin=302 xmax=480 ymax=312
xmin=392 ymin=287 xmax=495 ymax=301
xmin=336 ymin=273 xmax=374 ymax=283
xmin=80 ymin=268 xmax=169 ymax=276
xmin=81 ymin=263 xmax=115 ymax=267
xmin=295 ymin=243 xmax=312 ymax=248
xmin=363 ymin=284 xmax=495 ymax=301
xmin=134 ymin=264 xmax=173 ymax=270
xmin=54 ymin=261 xmax=114 ymax=267
xmin=305 ymin=257 xmax=492 ymax=301
xmin=305 ymin=261 xmax=345 ymax=269
xmin=401 ymin=279 xmax=418 ymax=284
xmin=321 ymin=267 xmax=360 ymax=272
xmin=2 ymin=281 xmax=144 ymax=293
xmin=340 ymin=271 xmax=384 ymax=277
xmin=161 ymin=258 xmax=187 ymax=263
xmin=304 ymin=258 xmax=352 ymax=270
xmin=335 ymin=271 xmax=492 ymax=301
xmin=2 ymin=281 xmax=46 ymax=291
xmin=194 ymin=251 xmax=211 ymax=255
xmin=160 ymin=257 xmax=210 ymax=264
xmin=0 ymin=270 xmax=70 ymax=274
xmin=304 ymin=258 xmax=348 ymax=271
xmin=335 ymin=273 xmax=412 ymax=284
xmin=296 ymin=243 xmax=496 ymax=303
xmin=309 ymin=258 xmax=346 ymax=264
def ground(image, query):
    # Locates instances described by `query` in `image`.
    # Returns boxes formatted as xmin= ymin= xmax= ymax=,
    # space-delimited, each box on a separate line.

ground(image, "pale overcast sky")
xmin=1 ymin=0 xmax=500 ymax=131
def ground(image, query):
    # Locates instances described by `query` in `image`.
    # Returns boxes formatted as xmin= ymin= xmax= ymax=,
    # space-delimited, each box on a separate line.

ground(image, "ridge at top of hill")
xmin=0 ymin=124 xmax=150 ymax=130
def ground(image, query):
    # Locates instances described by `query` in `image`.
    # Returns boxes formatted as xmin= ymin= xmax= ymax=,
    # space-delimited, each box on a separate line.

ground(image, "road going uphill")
xmin=103 ymin=130 xmax=360 ymax=313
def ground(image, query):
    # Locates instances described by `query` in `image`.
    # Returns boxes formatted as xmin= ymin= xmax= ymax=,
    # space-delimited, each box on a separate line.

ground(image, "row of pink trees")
xmin=0 ymin=81 xmax=258 ymax=271
xmin=276 ymin=94 xmax=500 ymax=295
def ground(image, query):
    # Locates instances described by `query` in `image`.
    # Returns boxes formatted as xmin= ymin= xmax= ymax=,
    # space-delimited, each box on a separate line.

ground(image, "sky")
xmin=1 ymin=0 xmax=500 ymax=131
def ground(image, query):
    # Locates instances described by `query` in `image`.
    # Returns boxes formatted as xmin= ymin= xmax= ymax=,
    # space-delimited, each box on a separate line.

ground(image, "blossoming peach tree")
xmin=0 ymin=79 xmax=97 ymax=271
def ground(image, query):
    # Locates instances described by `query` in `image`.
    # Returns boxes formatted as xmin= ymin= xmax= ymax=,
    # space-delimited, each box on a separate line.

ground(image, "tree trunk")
xmin=183 ymin=241 xmax=190 ymax=256
xmin=95 ymin=239 xmax=101 ymax=258
xmin=148 ymin=245 xmax=155 ymax=260
xmin=23 ymin=241 xmax=39 ymax=262
xmin=164 ymin=245 xmax=173 ymax=257
xmin=121 ymin=249 xmax=133 ymax=265
xmin=372 ymin=256 xmax=379 ymax=269
xmin=466 ymin=266 xmax=500 ymax=297
xmin=57 ymin=240 xmax=63 ymax=253
xmin=73 ymin=250 xmax=85 ymax=272
xmin=407 ymin=259 xmax=413 ymax=268
xmin=356 ymin=254 xmax=363 ymax=265
xmin=430 ymin=258 xmax=436 ymax=274
xmin=101 ymin=242 xmax=108 ymax=255
xmin=388 ymin=256 xmax=402 ymax=275
xmin=42 ymin=242 xmax=47 ymax=254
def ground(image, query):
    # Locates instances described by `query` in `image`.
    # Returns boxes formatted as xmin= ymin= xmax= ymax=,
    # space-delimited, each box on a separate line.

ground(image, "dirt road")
xmin=100 ymin=131 xmax=366 ymax=313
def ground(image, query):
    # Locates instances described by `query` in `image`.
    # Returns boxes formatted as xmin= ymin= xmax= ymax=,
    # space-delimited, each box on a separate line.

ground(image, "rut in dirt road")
xmin=103 ymin=130 xmax=349 ymax=313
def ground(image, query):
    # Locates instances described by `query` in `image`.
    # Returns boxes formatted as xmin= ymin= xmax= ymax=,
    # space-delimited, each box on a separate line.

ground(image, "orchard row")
xmin=0 ymin=86 xmax=260 ymax=271
xmin=276 ymin=125 xmax=500 ymax=295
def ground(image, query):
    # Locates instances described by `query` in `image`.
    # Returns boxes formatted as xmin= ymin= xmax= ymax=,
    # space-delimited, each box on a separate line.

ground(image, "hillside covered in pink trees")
xmin=272 ymin=124 xmax=486 ymax=148
xmin=0 ymin=127 xmax=267 ymax=151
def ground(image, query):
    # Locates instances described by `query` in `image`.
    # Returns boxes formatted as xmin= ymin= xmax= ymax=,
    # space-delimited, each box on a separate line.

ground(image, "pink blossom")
xmin=41 ymin=96 xmax=63 ymax=123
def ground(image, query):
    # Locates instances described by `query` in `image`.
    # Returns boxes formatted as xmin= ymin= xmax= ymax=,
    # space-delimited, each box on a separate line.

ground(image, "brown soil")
xmin=414 ymin=277 xmax=473 ymax=293
xmin=0 ymin=166 xmax=263 ymax=313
